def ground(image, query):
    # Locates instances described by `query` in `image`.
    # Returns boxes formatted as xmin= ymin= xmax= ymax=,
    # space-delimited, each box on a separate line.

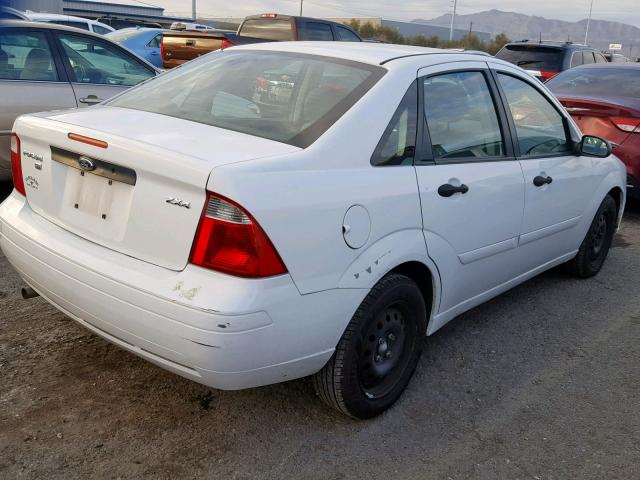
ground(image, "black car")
xmin=496 ymin=41 xmax=608 ymax=82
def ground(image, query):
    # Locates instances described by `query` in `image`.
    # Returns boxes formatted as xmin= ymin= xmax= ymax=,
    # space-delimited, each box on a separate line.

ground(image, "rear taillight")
xmin=160 ymin=35 xmax=165 ymax=59
xmin=190 ymin=193 xmax=287 ymax=278
xmin=611 ymin=117 xmax=640 ymax=133
xmin=221 ymin=39 xmax=233 ymax=49
xmin=10 ymin=133 xmax=25 ymax=196
xmin=540 ymin=71 xmax=558 ymax=82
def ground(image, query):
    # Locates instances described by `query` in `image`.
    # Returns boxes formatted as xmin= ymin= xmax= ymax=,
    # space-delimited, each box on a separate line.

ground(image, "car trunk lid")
xmin=14 ymin=106 xmax=299 ymax=271
xmin=558 ymin=96 xmax=640 ymax=144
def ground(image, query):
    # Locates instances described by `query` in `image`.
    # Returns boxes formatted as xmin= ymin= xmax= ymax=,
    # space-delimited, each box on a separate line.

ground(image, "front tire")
xmin=312 ymin=273 xmax=427 ymax=419
xmin=564 ymin=194 xmax=617 ymax=278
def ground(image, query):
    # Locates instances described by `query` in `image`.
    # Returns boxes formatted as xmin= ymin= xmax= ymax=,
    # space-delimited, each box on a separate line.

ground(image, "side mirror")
xmin=578 ymin=135 xmax=612 ymax=158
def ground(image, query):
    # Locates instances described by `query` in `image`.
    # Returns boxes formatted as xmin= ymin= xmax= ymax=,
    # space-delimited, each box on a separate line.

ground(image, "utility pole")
xmin=300 ymin=0 xmax=303 ymax=16
xmin=584 ymin=0 xmax=594 ymax=45
xmin=449 ymin=0 xmax=458 ymax=42
xmin=192 ymin=0 xmax=196 ymax=20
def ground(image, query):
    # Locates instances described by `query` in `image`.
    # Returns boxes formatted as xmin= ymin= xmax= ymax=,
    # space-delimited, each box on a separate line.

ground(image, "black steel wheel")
xmin=564 ymin=194 xmax=617 ymax=278
xmin=312 ymin=273 xmax=427 ymax=419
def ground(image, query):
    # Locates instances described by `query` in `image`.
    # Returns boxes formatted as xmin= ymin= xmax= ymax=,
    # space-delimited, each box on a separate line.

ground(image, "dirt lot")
xmin=1 ymin=186 xmax=639 ymax=479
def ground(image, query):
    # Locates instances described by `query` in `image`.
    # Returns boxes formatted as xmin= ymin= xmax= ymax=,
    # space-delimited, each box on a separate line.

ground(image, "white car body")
xmin=25 ymin=13 xmax=115 ymax=35
xmin=0 ymin=43 xmax=626 ymax=394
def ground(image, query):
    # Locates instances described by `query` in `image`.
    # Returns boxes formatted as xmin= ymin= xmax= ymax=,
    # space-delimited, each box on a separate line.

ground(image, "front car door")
xmin=489 ymin=62 xmax=601 ymax=274
xmin=0 ymin=27 xmax=76 ymax=180
xmin=52 ymin=31 xmax=156 ymax=107
xmin=414 ymin=61 xmax=525 ymax=326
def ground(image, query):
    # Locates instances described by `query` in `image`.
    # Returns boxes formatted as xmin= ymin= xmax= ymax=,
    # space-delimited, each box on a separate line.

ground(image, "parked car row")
xmin=159 ymin=13 xmax=362 ymax=69
xmin=0 ymin=20 xmax=159 ymax=180
xmin=0 ymin=29 xmax=627 ymax=418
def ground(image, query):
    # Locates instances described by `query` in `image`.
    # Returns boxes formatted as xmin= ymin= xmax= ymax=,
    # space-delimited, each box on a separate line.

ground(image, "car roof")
xmin=0 ymin=18 xmax=108 ymax=37
xmin=230 ymin=41 xmax=482 ymax=66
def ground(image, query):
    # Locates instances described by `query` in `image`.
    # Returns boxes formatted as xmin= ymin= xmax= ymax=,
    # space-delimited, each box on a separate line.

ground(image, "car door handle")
xmin=79 ymin=95 xmax=103 ymax=105
xmin=533 ymin=175 xmax=553 ymax=187
xmin=437 ymin=183 xmax=469 ymax=197
xmin=150 ymin=51 xmax=159 ymax=55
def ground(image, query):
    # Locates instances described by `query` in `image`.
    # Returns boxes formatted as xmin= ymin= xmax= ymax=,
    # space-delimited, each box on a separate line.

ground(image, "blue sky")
xmin=139 ymin=0 xmax=639 ymax=26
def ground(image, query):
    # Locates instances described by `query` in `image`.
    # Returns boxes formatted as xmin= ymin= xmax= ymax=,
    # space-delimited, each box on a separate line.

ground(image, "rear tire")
xmin=312 ymin=273 xmax=426 ymax=419
xmin=564 ymin=194 xmax=617 ymax=278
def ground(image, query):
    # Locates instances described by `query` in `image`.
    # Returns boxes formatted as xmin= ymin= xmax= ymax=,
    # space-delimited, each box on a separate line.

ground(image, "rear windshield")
xmin=239 ymin=18 xmax=294 ymax=41
xmin=496 ymin=45 xmax=563 ymax=71
xmin=108 ymin=50 xmax=385 ymax=148
xmin=546 ymin=67 xmax=640 ymax=98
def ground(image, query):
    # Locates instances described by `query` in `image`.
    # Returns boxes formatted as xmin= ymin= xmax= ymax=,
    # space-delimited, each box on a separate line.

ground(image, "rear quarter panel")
xmin=206 ymin=64 xmax=429 ymax=295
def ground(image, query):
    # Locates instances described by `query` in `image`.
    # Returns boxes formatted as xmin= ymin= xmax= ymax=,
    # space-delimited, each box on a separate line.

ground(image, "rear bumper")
xmin=0 ymin=193 xmax=364 ymax=389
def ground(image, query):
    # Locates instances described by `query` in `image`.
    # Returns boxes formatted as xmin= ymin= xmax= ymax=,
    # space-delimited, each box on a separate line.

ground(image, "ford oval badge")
xmin=78 ymin=156 xmax=96 ymax=172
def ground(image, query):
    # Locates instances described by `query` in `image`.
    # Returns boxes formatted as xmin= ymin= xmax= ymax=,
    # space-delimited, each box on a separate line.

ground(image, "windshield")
xmin=496 ymin=45 xmax=563 ymax=71
xmin=108 ymin=51 xmax=385 ymax=148
xmin=547 ymin=67 xmax=640 ymax=98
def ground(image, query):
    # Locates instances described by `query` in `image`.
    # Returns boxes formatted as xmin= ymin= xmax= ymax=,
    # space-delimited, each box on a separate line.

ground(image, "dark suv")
xmin=496 ymin=41 xmax=607 ymax=82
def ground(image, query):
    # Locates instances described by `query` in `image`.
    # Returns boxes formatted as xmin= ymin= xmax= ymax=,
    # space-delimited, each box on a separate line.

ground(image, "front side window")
xmin=497 ymin=73 xmax=571 ymax=157
xmin=298 ymin=22 xmax=333 ymax=41
xmin=371 ymin=81 xmax=417 ymax=166
xmin=0 ymin=30 xmax=58 ymax=81
xmin=423 ymin=71 xmax=504 ymax=160
xmin=57 ymin=33 xmax=154 ymax=86
xmin=108 ymin=51 xmax=384 ymax=148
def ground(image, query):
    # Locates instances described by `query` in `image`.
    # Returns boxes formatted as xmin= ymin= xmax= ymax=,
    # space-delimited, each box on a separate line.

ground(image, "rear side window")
xmin=423 ymin=71 xmax=504 ymax=160
xmin=497 ymin=74 xmax=571 ymax=157
xmin=371 ymin=81 xmax=417 ymax=166
xmin=108 ymin=51 xmax=385 ymax=148
xmin=298 ymin=22 xmax=333 ymax=41
xmin=496 ymin=45 xmax=563 ymax=72
xmin=147 ymin=34 xmax=161 ymax=48
xmin=239 ymin=19 xmax=294 ymax=41
xmin=547 ymin=67 xmax=640 ymax=98
xmin=58 ymin=33 xmax=154 ymax=86
xmin=335 ymin=26 xmax=360 ymax=42
xmin=0 ymin=30 xmax=58 ymax=81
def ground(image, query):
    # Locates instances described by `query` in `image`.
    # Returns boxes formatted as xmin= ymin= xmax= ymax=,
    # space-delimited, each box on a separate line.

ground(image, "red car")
xmin=547 ymin=64 xmax=640 ymax=198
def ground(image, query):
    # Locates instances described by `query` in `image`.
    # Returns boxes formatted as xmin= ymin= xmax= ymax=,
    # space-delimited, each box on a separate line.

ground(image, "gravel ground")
xmin=1 ymin=185 xmax=639 ymax=479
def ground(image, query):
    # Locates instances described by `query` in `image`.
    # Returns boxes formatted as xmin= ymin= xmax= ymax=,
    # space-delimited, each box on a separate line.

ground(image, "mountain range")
xmin=414 ymin=10 xmax=640 ymax=56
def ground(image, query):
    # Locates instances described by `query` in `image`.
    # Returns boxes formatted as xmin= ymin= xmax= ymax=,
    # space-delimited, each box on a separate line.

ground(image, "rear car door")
xmin=53 ymin=31 xmax=156 ymax=106
xmin=0 ymin=27 xmax=76 ymax=179
xmin=490 ymin=62 xmax=600 ymax=273
xmin=414 ymin=62 xmax=525 ymax=316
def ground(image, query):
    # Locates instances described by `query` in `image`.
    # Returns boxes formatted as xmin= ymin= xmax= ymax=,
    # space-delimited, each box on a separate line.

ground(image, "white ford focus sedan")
xmin=0 ymin=42 xmax=626 ymax=418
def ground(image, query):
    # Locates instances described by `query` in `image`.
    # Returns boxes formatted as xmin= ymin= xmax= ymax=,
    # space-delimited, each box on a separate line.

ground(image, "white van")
xmin=25 ymin=13 xmax=115 ymax=35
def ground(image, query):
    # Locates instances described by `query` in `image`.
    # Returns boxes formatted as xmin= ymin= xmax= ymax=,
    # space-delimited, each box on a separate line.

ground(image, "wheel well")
xmin=608 ymin=187 xmax=623 ymax=216
xmin=390 ymin=261 xmax=434 ymax=313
